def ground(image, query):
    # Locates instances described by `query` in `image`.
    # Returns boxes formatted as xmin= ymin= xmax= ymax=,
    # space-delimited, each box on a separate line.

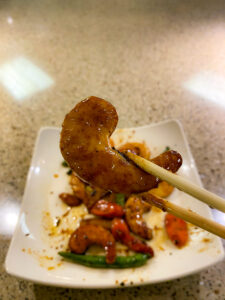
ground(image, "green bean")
xmin=59 ymin=252 xmax=149 ymax=268
xmin=115 ymin=193 xmax=125 ymax=206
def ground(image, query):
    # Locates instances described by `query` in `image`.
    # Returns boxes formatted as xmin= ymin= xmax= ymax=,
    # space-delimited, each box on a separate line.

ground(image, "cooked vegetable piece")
xmin=62 ymin=160 xmax=69 ymax=167
xmin=59 ymin=252 xmax=150 ymax=268
xmin=165 ymin=213 xmax=188 ymax=248
xmin=115 ymin=193 xmax=125 ymax=206
xmin=67 ymin=169 xmax=72 ymax=175
xmin=91 ymin=200 xmax=124 ymax=219
xmin=111 ymin=218 xmax=154 ymax=257
xmin=164 ymin=146 xmax=170 ymax=152
xmin=69 ymin=224 xmax=116 ymax=263
xmin=59 ymin=193 xmax=82 ymax=207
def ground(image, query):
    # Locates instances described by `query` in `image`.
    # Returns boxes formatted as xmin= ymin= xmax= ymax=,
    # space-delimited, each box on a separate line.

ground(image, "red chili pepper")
xmin=111 ymin=218 xmax=154 ymax=257
xmin=91 ymin=200 xmax=124 ymax=219
xmin=165 ymin=213 xmax=188 ymax=248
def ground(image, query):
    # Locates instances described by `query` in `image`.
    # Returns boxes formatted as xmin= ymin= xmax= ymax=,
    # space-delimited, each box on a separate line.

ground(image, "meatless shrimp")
xmin=60 ymin=96 xmax=182 ymax=194
xmin=125 ymin=195 xmax=152 ymax=240
xmin=69 ymin=224 xmax=116 ymax=264
xmin=69 ymin=172 xmax=107 ymax=209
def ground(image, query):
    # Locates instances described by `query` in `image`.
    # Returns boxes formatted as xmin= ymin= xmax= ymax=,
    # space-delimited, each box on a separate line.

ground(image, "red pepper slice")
xmin=165 ymin=213 xmax=188 ymax=248
xmin=111 ymin=218 xmax=154 ymax=257
xmin=91 ymin=200 xmax=124 ymax=219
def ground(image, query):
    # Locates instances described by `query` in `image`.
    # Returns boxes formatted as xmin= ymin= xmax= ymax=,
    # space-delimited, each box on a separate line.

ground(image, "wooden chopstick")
xmin=141 ymin=193 xmax=225 ymax=239
xmin=125 ymin=151 xmax=225 ymax=213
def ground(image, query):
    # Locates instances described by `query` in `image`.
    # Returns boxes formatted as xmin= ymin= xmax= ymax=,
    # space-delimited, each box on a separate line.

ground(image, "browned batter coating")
xmin=118 ymin=142 xmax=150 ymax=160
xmin=125 ymin=195 xmax=152 ymax=240
xmin=80 ymin=218 xmax=112 ymax=230
xmin=69 ymin=172 xmax=106 ymax=209
xmin=60 ymin=96 xmax=182 ymax=194
xmin=59 ymin=193 xmax=81 ymax=207
xmin=69 ymin=224 xmax=116 ymax=264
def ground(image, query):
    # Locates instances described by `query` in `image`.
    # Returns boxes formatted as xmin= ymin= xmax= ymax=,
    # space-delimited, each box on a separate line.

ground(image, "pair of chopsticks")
xmin=125 ymin=152 xmax=225 ymax=240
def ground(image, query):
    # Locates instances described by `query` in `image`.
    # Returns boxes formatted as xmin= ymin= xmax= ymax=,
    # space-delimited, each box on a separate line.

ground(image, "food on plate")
xmin=80 ymin=218 xmax=112 ymax=229
xmin=80 ymin=217 xmax=154 ymax=256
xmin=149 ymin=181 xmax=174 ymax=198
xmin=111 ymin=218 xmax=154 ymax=256
xmin=59 ymin=193 xmax=81 ymax=207
xmin=58 ymin=252 xmax=150 ymax=268
xmin=69 ymin=172 xmax=107 ymax=209
xmin=58 ymin=96 xmax=188 ymax=268
xmin=125 ymin=195 xmax=152 ymax=240
xmin=58 ymin=147 xmax=187 ymax=268
xmin=90 ymin=200 xmax=125 ymax=219
xmin=69 ymin=224 xmax=116 ymax=264
xmin=118 ymin=142 xmax=150 ymax=160
xmin=60 ymin=96 xmax=182 ymax=194
xmin=165 ymin=213 xmax=188 ymax=248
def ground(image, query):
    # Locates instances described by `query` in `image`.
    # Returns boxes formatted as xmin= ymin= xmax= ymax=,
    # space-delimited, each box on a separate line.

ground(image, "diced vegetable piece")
xmin=115 ymin=193 xmax=125 ymax=206
xmin=59 ymin=252 xmax=150 ymax=268
xmin=165 ymin=213 xmax=188 ymax=248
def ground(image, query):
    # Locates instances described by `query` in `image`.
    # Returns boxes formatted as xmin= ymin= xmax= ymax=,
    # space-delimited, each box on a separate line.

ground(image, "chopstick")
xmin=140 ymin=193 xmax=225 ymax=239
xmin=125 ymin=151 xmax=225 ymax=213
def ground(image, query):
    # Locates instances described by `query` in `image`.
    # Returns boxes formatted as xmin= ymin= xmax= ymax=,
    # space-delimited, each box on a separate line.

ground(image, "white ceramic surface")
xmin=5 ymin=121 xmax=224 ymax=288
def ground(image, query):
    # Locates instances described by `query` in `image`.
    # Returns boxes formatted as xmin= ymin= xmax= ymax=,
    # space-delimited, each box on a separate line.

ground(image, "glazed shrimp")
xmin=69 ymin=224 xmax=116 ymax=264
xmin=125 ymin=195 xmax=152 ymax=240
xmin=60 ymin=96 xmax=182 ymax=194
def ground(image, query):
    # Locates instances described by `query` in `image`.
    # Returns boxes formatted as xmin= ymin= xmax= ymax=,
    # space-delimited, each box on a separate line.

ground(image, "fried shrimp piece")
xmin=149 ymin=181 xmax=174 ymax=198
xmin=80 ymin=218 xmax=112 ymax=230
xmin=80 ymin=218 xmax=154 ymax=257
xmin=125 ymin=195 xmax=152 ymax=240
xmin=69 ymin=173 xmax=87 ymax=201
xmin=111 ymin=218 xmax=154 ymax=257
xmin=118 ymin=142 xmax=150 ymax=160
xmin=59 ymin=193 xmax=81 ymax=207
xmin=69 ymin=172 xmax=106 ymax=209
xmin=60 ymin=96 xmax=182 ymax=194
xmin=69 ymin=224 xmax=116 ymax=264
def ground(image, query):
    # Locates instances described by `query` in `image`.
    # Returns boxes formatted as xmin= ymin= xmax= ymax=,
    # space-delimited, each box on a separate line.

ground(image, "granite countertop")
xmin=0 ymin=0 xmax=225 ymax=299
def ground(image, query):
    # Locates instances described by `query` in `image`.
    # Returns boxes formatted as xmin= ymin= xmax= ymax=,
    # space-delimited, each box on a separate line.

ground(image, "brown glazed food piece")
xmin=79 ymin=218 xmax=154 ymax=256
xmin=69 ymin=172 xmax=107 ymax=209
xmin=69 ymin=224 xmax=116 ymax=264
xmin=125 ymin=195 xmax=152 ymax=240
xmin=60 ymin=96 xmax=182 ymax=194
xmin=118 ymin=142 xmax=151 ymax=160
xmin=80 ymin=218 xmax=112 ymax=230
xmin=59 ymin=193 xmax=82 ymax=207
xmin=111 ymin=218 xmax=154 ymax=257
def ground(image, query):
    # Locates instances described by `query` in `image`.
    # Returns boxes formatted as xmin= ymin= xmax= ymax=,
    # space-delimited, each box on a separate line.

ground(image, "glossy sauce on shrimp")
xmin=60 ymin=96 xmax=182 ymax=194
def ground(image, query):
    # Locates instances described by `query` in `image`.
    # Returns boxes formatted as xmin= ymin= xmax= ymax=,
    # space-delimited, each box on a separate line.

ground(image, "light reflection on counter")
xmin=7 ymin=16 xmax=13 ymax=25
xmin=0 ymin=200 xmax=20 ymax=235
xmin=0 ymin=57 xmax=54 ymax=101
xmin=184 ymin=71 xmax=225 ymax=108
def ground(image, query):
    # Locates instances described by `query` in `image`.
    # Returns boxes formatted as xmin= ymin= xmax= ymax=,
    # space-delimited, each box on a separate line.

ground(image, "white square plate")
xmin=5 ymin=120 xmax=224 ymax=288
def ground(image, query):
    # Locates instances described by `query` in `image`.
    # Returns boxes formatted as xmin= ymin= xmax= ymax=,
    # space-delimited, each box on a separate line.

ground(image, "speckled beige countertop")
xmin=0 ymin=0 xmax=225 ymax=299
